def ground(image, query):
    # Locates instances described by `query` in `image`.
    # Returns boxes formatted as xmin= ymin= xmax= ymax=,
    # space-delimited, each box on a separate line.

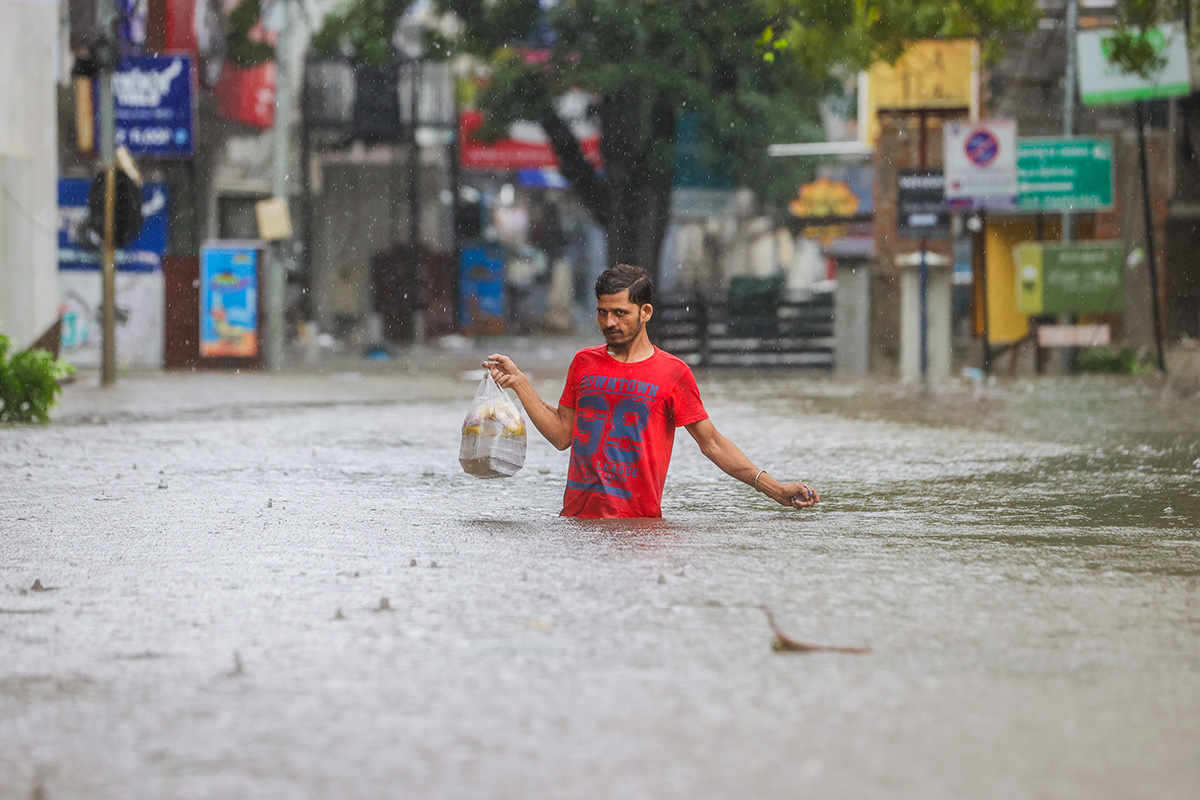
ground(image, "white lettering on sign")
xmin=1037 ymin=324 xmax=1112 ymax=348
xmin=113 ymin=59 xmax=183 ymax=108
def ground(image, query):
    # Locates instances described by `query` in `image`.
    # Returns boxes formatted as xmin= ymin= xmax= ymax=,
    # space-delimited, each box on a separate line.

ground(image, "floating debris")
xmin=376 ymin=597 xmax=392 ymax=612
xmin=158 ymin=480 xmax=168 ymax=489
xmin=658 ymin=574 xmax=667 ymax=585
xmin=760 ymin=606 xmax=870 ymax=654
xmin=228 ymin=651 xmax=244 ymax=677
xmin=410 ymin=559 xmax=417 ymax=567
xmin=333 ymin=608 xmax=345 ymax=620
xmin=429 ymin=561 xmax=438 ymax=569
xmin=31 ymin=579 xmax=47 ymax=592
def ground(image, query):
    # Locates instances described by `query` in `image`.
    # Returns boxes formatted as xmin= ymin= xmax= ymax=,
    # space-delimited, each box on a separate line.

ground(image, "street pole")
xmin=1135 ymin=101 xmax=1167 ymax=373
xmin=266 ymin=0 xmax=294 ymax=371
xmin=1060 ymin=0 xmax=1079 ymax=373
xmin=918 ymin=110 xmax=929 ymax=380
xmin=408 ymin=60 xmax=425 ymax=344
xmin=1062 ymin=0 xmax=1077 ymax=245
xmin=98 ymin=0 xmax=117 ymax=386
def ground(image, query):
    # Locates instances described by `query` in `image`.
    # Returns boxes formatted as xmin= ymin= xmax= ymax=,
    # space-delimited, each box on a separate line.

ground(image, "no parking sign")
xmin=944 ymin=120 xmax=1017 ymax=209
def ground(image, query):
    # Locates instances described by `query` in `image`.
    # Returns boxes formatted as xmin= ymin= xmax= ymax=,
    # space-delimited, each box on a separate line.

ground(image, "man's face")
xmin=596 ymin=290 xmax=651 ymax=348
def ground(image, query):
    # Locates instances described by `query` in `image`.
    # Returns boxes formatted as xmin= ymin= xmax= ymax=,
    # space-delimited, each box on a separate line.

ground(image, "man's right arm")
xmin=484 ymin=353 xmax=575 ymax=451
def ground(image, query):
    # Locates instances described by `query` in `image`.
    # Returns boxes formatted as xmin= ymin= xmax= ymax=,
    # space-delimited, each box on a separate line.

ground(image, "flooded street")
xmin=3 ymin=357 xmax=1199 ymax=799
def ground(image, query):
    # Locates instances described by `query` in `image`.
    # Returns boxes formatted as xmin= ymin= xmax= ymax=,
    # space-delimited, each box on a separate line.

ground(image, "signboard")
xmin=897 ymin=170 xmax=949 ymax=237
xmin=58 ymin=177 xmax=169 ymax=272
xmin=1016 ymin=137 xmax=1114 ymax=212
xmin=1037 ymin=324 xmax=1112 ymax=348
xmin=944 ymin=120 xmax=1018 ymax=209
xmin=860 ymin=39 xmax=979 ymax=145
xmin=200 ymin=243 xmax=260 ymax=358
xmin=460 ymin=244 xmax=506 ymax=334
xmin=106 ymin=54 xmax=195 ymax=157
xmin=459 ymin=90 xmax=601 ymax=170
xmin=1078 ymin=24 xmax=1190 ymax=105
xmin=58 ymin=181 xmax=167 ymax=370
xmin=1014 ymin=241 xmax=1124 ymax=315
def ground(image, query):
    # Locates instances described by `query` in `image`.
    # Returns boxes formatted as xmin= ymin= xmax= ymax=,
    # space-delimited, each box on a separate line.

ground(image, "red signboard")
xmin=458 ymin=110 xmax=602 ymax=171
xmin=214 ymin=61 xmax=276 ymax=129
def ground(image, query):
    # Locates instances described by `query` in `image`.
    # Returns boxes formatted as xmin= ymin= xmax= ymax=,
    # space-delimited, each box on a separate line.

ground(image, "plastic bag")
xmin=459 ymin=372 xmax=527 ymax=478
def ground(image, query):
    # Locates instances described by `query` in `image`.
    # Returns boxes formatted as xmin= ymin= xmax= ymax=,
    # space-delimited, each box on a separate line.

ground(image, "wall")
xmin=0 ymin=1 xmax=59 ymax=348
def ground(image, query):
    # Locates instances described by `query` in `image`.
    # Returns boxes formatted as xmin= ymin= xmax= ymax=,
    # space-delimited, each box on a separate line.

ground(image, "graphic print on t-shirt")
xmin=567 ymin=375 xmax=661 ymax=499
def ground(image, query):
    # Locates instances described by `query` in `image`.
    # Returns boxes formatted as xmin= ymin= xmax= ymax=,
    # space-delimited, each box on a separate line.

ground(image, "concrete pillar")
xmin=0 ymin=1 xmax=59 ymax=347
xmin=834 ymin=259 xmax=871 ymax=375
xmin=898 ymin=251 xmax=952 ymax=381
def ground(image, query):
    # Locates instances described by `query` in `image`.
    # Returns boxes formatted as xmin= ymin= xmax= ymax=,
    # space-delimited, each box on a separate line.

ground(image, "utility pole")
xmin=1062 ymin=0 xmax=1077 ymax=245
xmin=98 ymin=0 xmax=117 ymax=386
xmin=408 ymin=60 xmax=425 ymax=344
xmin=266 ymin=0 xmax=295 ymax=371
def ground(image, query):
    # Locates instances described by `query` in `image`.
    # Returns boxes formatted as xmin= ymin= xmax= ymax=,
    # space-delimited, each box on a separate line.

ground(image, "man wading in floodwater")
xmin=485 ymin=263 xmax=819 ymax=518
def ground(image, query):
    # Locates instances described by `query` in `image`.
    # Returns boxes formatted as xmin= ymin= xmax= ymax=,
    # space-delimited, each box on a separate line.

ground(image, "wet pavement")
xmin=2 ymin=340 xmax=1199 ymax=799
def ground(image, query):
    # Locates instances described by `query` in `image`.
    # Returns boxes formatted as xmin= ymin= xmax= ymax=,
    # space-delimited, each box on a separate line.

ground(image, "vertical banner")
xmin=200 ymin=242 xmax=260 ymax=357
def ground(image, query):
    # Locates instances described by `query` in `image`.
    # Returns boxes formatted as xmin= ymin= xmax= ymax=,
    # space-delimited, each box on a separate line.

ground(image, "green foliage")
xmin=1103 ymin=0 xmax=1195 ymax=77
xmin=227 ymin=0 xmax=275 ymax=67
xmin=757 ymin=0 xmax=1040 ymax=69
xmin=0 ymin=335 xmax=76 ymax=424
xmin=1076 ymin=347 xmax=1154 ymax=375
xmin=311 ymin=0 xmax=414 ymax=66
xmin=440 ymin=1 xmax=1041 ymax=271
xmin=441 ymin=0 xmax=828 ymax=208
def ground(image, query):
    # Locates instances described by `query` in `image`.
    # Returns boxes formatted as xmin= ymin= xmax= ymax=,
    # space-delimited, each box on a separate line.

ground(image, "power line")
xmin=0 ymin=173 xmax=58 ymax=238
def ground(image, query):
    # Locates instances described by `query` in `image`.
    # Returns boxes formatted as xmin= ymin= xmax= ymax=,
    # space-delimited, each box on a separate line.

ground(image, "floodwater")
xmin=2 ymin=366 xmax=1198 ymax=799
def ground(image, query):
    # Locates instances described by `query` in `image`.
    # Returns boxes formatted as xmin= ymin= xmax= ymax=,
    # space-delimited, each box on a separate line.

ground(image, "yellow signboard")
xmin=861 ymin=40 xmax=980 ymax=144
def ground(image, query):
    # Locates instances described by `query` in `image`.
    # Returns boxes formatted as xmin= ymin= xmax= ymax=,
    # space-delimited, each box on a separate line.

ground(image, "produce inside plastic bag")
xmin=459 ymin=372 xmax=527 ymax=478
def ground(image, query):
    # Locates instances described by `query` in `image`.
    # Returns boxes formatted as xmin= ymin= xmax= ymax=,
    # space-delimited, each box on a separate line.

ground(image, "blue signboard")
xmin=460 ymin=244 xmax=506 ymax=332
xmin=58 ymin=178 xmax=168 ymax=272
xmin=103 ymin=54 xmax=195 ymax=157
xmin=200 ymin=243 xmax=260 ymax=358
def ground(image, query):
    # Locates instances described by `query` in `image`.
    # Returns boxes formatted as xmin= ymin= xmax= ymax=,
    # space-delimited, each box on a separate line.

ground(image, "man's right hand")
xmin=484 ymin=353 xmax=524 ymax=390
xmin=483 ymin=353 xmax=574 ymax=451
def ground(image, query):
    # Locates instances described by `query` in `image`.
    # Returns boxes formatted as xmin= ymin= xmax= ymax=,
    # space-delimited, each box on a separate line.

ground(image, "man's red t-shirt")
xmin=558 ymin=345 xmax=708 ymax=518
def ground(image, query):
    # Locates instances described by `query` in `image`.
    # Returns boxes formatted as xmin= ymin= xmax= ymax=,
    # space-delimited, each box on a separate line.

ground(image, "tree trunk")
xmin=600 ymin=89 xmax=676 ymax=287
xmin=539 ymin=87 xmax=676 ymax=289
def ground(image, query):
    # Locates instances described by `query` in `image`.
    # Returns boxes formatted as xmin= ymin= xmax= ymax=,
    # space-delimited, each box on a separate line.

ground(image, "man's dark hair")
xmin=595 ymin=264 xmax=653 ymax=306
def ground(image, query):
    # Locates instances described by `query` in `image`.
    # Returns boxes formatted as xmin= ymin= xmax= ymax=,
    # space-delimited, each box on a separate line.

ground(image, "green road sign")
xmin=1016 ymin=138 xmax=1114 ymax=212
xmin=1014 ymin=241 xmax=1124 ymax=315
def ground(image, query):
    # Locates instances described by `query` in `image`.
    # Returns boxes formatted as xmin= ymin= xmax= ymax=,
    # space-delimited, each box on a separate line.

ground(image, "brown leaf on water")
xmin=759 ymin=605 xmax=871 ymax=654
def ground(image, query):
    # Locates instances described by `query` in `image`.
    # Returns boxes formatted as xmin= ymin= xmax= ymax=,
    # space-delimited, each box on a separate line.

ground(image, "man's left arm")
xmin=684 ymin=418 xmax=819 ymax=509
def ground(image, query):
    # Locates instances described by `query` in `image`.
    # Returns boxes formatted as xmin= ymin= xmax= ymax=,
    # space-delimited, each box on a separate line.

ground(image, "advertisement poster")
xmin=57 ymin=271 xmax=165 ymax=370
xmin=57 ymin=178 xmax=169 ymax=369
xmin=58 ymin=178 xmax=169 ymax=271
xmin=460 ymin=244 xmax=506 ymax=334
xmin=200 ymin=243 xmax=259 ymax=357
xmin=103 ymin=54 xmax=196 ymax=157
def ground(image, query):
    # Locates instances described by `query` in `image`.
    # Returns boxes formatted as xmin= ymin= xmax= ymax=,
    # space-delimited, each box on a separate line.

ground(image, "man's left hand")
xmin=776 ymin=481 xmax=819 ymax=509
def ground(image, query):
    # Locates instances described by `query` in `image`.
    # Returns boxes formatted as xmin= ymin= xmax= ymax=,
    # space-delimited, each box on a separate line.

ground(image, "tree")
xmin=1100 ymin=0 xmax=1195 ymax=76
xmin=443 ymin=1 xmax=1040 ymax=284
